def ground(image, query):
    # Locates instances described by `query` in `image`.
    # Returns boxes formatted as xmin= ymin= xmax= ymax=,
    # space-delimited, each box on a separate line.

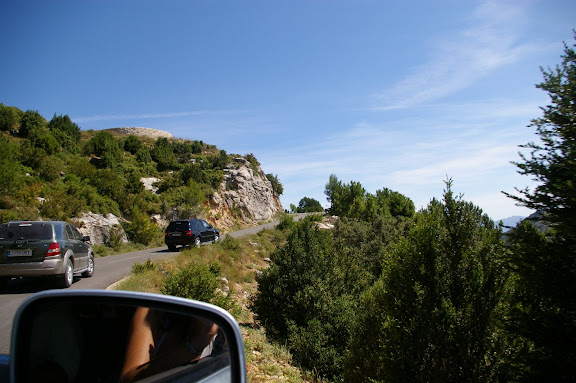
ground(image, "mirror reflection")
xmin=18 ymin=300 xmax=231 ymax=383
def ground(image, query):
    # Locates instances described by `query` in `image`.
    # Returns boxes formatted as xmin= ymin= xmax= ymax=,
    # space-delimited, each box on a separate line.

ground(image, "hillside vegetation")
xmin=0 ymin=105 xmax=280 ymax=246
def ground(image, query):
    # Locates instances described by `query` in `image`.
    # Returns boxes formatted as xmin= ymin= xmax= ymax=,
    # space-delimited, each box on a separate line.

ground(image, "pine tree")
xmin=505 ymin=34 xmax=576 ymax=381
xmin=345 ymin=182 xmax=510 ymax=382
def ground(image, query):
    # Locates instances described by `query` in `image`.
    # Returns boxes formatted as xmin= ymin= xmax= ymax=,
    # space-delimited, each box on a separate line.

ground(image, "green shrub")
xmin=251 ymin=220 xmax=352 ymax=379
xmin=33 ymin=132 xmax=60 ymax=155
xmin=19 ymin=110 xmax=47 ymax=138
xmin=132 ymin=258 xmax=156 ymax=274
xmin=84 ymin=131 xmax=123 ymax=169
xmin=245 ymin=153 xmax=260 ymax=173
xmin=38 ymin=156 xmax=64 ymax=181
xmin=125 ymin=210 xmax=159 ymax=245
xmin=295 ymin=196 xmax=323 ymax=213
xmin=0 ymin=209 xmax=20 ymax=223
xmin=275 ymin=213 xmax=295 ymax=231
xmin=123 ymin=134 xmax=143 ymax=154
xmin=344 ymin=183 xmax=512 ymax=382
xmin=304 ymin=213 xmax=323 ymax=222
xmin=48 ymin=114 xmax=81 ymax=142
xmin=39 ymin=182 xmax=84 ymax=220
xmin=107 ymin=224 xmax=125 ymax=250
xmin=135 ymin=147 xmax=152 ymax=163
xmin=220 ymin=235 xmax=240 ymax=251
xmin=151 ymin=137 xmax=178 ymax=171
xmin=266 ymin=173 xmax=284 ymax=195
xmin=0 ymin=103 xmax=22 ymax=132
xmin=160 ymin=262 xmax=234 ymax=311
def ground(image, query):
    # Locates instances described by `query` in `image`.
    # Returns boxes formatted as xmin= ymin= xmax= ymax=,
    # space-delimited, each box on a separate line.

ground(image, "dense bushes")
xmin=254 ymin=183 xmax=520 ymax=382
xmin=346 ymin=183 xmax=512 ymax=382
xmin=0 ymin=103 xmax=22 ymax=132
xmin=252 ymin=219 xmax=352 ymax=378
xmin=325 ymin=174 xmax=415 ymax=220
xmin=253 ymin=214 xmax=413 ymax=379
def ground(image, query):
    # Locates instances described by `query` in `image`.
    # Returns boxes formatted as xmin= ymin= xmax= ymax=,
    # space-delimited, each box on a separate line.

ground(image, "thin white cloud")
xmin=267 ymin=96 xmax=540 ymax=219
xmin=388 ymin=144 xmax=514 ymax=186
xmin=373 ymin=0 xmax=540 ymax=110
xmin=73 ymin=109 xmax=249 ymax=123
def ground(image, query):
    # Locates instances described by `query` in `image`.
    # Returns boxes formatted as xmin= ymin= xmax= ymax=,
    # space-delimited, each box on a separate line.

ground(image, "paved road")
xmin=0 ymin=214 xmax=307 ymax=354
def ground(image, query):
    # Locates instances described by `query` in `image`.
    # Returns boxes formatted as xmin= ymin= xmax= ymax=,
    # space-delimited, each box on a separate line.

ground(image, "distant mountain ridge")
xmin=499 ymin=216 xmax=525 ymax=232
xmin=498 ymin=211 xmax=549 ymax=233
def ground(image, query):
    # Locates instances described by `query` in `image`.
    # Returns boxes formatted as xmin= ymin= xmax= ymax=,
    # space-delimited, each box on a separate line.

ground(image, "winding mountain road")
xmin=0 ymin=214 xmax=307 ymax=354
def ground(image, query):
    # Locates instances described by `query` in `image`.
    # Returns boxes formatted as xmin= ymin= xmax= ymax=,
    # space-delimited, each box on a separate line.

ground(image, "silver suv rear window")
xmin=0 ymin=223 xmax=53 ymax=241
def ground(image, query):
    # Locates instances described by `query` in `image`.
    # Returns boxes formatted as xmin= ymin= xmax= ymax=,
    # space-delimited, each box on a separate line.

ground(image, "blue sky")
xmin=1 ymin=0 xmax=575 ymax=220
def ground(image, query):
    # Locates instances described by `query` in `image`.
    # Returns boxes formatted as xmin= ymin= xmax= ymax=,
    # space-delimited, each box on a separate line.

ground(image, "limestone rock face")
xmin=209 ymin=157 xmax=283 ymax=228
xmin=106 ymin=127 xmax=173 ymax=139
xmin=140 ymin=177 xmax=160 ymax=194
xmin=74 ymin=212 xmax=128 ymax=246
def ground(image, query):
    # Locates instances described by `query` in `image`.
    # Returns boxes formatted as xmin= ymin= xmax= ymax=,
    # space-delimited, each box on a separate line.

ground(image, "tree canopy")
xmin=324 ymin=174 xmax=415 ymax=220
xmin=346 ymin=182 xmax=510 ymax=382
xmin=294 ymin=196 xmax=323 ymax=213
xmin=505 ymin=34 xmax=576 ymax=381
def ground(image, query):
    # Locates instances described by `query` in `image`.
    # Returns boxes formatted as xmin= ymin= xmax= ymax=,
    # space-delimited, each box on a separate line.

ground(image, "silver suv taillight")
xmin=46 ymin=242 xmax=61 ymax=257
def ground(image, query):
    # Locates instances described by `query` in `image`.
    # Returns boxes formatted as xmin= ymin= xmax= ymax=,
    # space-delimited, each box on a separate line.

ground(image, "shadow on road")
xmin=0 ymin=277 xmax=78 ymax=295
xmin=153 ymin=243 xmax=217 ymax=253
xmin=153 ymin=248 xmax=174 ymax=253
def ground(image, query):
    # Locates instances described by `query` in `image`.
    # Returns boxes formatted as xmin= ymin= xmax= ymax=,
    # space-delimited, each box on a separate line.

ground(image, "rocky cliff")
xmin=208 ymin=157 xmax=283 ymax=228
xmin=106 ymin=127 xmax=173 ymax=139
xmin=73 ymin=212 xmax=128 ymax=246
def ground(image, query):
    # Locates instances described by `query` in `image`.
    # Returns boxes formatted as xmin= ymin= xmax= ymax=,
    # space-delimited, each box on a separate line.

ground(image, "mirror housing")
xmin=9 ymin=290 xmax=247 ymax=383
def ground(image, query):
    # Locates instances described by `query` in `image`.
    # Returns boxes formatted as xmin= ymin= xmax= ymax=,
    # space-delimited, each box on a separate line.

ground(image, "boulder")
xmin=74 ymin=212 xmax=128 ymax=246
xmin=140 ymin=177 xmax=160 ymax=194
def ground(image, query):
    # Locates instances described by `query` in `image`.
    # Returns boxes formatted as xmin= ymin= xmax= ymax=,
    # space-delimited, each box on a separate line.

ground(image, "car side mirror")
xmin=82 ymin=235 xmax=90 ymax=242
xmin=9 ymin=290 xmax=246 ymax=383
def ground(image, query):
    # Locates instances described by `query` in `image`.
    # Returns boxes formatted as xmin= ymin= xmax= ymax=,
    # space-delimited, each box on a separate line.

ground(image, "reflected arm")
xmin=120 ymin=307 xmax=154 ymax=383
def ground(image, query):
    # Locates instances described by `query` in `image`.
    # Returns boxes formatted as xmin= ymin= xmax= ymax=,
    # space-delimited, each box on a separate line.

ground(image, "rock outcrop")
xmin=140 ymin=177 xmax=160 ymax=194
xmin=74 ymin=212 xmax=128 ymax=246
xmin=208 ymin=157 xmax=283 ymax=228
xmin=106 ymin=127 xmax=173 ymax=139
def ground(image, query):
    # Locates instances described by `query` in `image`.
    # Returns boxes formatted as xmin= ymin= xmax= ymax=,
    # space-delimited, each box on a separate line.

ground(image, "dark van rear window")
xmin=0 ymin=223 xmax=53 ymax=241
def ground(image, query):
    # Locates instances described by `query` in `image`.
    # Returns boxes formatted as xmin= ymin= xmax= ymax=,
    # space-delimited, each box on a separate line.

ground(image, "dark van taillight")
xmin=185 ymin=230 xmax=193 ymax=237
xmin=46 ymin=242 xmax=61 ymax=257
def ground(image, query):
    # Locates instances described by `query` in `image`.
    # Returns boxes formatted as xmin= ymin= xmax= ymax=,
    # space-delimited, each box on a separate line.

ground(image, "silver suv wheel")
xmin=62 ymin=259 xmax=73 ymax=288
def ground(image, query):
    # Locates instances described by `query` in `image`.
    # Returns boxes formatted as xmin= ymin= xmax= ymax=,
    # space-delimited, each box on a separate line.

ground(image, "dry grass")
xmin=243 ymin=325 xmax=309 ymax=383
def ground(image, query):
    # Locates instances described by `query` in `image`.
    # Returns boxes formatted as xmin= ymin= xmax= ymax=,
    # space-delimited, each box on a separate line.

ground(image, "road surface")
xmin=0 ymin=214 xmax=308 ymax=354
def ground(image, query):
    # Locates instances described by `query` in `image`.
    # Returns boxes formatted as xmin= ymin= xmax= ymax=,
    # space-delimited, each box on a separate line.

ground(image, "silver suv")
xmin=0 ymin=221 xmax=94 ymax=288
